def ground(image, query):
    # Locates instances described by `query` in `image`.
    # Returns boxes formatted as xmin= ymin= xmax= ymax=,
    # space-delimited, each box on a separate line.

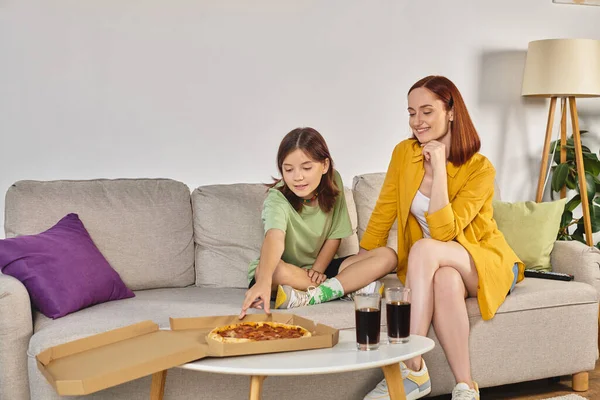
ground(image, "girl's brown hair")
xmin=409 ymin=75 xmax=481 ymax=166
xmin=269 ymin=127 xmax=339 ymax=213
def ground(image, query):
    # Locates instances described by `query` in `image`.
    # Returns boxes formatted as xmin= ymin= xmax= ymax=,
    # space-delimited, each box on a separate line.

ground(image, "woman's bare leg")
xmin=403 ymin=239 xmax=477 ymax=375
xmin=432 ymin=266 xmax=475 ymax=386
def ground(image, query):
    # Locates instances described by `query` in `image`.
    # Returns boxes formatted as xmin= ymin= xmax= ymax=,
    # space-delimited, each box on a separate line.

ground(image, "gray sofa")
xmin=1 ymin=174 xmax=598 ymax=400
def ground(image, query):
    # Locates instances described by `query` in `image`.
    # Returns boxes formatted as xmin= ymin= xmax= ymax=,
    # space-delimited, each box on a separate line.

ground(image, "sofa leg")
xmin=150 ymin=370 xmax=167 ymax=400
xmin=572 ymin=372 xmax=588 ymax=392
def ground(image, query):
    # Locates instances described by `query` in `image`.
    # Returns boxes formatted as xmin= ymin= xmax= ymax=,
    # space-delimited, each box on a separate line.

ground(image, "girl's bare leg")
xmin=334 ymin=247 xmax=397 ymax=292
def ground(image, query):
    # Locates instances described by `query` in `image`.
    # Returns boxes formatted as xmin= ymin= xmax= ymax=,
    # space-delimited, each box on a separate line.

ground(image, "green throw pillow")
xmin=492 ymin=198 xmax=567 ymax=272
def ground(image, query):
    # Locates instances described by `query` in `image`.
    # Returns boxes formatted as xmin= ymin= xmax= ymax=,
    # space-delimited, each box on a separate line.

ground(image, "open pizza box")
xmin=170 ymin=313 xmax=339 ymax=357
xmin=35 ymin=320 xmax=206 ymax=396
xmin=36 ymin=314 xmax=338 ymax=396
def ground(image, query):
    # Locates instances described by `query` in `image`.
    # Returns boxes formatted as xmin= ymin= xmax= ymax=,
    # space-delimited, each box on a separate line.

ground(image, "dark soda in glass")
xmin=355 ymin=307 xmax=381 ymax=350
xmin=386 ymin=301 xmax=410 ymax=343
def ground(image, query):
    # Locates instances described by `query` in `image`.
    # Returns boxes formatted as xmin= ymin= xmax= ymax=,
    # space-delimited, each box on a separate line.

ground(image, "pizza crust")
xmin=208 ymin=321 xmax=312 ymax=343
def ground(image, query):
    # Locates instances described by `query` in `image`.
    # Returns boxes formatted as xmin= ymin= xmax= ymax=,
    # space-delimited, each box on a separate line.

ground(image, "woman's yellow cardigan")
xmin=360 ymin=139 xmax=524 ymax=320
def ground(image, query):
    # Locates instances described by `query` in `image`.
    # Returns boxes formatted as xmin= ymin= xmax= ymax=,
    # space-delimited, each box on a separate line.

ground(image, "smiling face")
xmin=281 ymin=149 xmax=329 ymax=200
xmin=407 ymin=87 xmax=453 ymax=144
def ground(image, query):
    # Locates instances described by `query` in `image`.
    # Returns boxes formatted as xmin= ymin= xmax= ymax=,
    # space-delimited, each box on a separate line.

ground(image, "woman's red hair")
xmin=409 ymin=76 xmax=480 ymax=166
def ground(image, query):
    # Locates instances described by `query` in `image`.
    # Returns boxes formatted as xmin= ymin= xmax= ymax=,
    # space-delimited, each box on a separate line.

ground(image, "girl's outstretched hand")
xmin=239 ymin=280 xmax=272 ymax=319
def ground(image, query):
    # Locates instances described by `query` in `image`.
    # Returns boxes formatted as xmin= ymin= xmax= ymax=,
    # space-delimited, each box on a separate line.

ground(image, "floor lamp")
xmin=521 ymin=38 xmax=600 ymax=246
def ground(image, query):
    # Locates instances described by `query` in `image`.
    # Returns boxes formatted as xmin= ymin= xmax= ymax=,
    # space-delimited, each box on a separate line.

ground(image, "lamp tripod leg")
xmin=569 ymin=97 xmax=593 ymax=246
xmin=536 ymin=97 xmax=557 ymax=202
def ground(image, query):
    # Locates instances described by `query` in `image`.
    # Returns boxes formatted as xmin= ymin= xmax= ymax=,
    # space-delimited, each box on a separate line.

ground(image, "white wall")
xmin=1 ymin=0 xmax=600 ymax=236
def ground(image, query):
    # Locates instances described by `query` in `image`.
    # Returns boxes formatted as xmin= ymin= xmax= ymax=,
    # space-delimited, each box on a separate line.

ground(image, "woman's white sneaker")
xmin=363 ymin=360 xmax=431 ymax=400
xmin=451 ymin=382 xmax=480 ymax=400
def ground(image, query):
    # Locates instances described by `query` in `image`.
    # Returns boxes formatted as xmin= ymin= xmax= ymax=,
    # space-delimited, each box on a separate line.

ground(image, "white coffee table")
xmin=150 ymin=330 xmax=434 ymax=400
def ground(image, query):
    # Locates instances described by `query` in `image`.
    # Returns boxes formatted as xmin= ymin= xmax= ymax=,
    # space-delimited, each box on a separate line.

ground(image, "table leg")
xmin=381 ymin=363 xmax=406 ymax=400
xmin=249 ymin=375 xmax=267 ymax=400
xmin=150 ymin=370 xmax=167 ymax=400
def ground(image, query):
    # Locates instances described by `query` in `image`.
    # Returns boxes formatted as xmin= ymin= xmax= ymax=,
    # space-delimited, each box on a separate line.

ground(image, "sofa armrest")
xmin=551 ymin=241 xmax=600 ymax=296
xmin=0 ymin=274 xmax=33 ymax=400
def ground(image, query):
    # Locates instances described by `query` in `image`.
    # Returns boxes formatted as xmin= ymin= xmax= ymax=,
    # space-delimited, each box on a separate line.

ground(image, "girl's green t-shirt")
xmin=248 ymin=170 xmax=353 ymax=283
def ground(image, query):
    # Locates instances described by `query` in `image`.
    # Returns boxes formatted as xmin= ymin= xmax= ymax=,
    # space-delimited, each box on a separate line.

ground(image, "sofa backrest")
xmin=352 ymin=173 xmax=399 ymax=250
xmin=352 ymin=172 xmax=502 ymax=251
xmin=192 ymin=183 xmax=359 ymax=289
xmin=4 ymin=179 xmax=195 ymax=290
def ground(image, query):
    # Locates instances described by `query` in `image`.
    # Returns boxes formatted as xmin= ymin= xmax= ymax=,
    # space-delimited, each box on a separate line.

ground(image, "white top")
xmin=410 ymin=190 xmax=431 ymax=238
xmin=178 ymin=330 xmax=434 ymax=376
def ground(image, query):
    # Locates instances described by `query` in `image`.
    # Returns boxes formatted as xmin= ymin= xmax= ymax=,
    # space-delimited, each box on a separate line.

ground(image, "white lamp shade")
xmin=521 ymin=38 xmax=600 ymax=97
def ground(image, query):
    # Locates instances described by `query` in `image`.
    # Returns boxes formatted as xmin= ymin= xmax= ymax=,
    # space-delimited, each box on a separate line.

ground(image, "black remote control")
xmin=524 ymin=269 xmax=574 ymax=281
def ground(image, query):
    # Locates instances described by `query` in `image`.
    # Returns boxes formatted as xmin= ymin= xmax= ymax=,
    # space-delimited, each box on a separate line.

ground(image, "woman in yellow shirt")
xmin=362 ymin=76 xmax=523 ymax=400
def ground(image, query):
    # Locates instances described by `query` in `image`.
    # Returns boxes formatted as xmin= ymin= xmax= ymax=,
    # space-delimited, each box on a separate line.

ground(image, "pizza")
xmin=208 ymin=321 xmax=312 ymax=343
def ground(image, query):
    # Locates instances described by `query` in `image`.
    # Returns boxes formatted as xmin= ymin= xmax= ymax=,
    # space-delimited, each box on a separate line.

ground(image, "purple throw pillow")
xmin=0 ymin=213 xmax=134 ymax=319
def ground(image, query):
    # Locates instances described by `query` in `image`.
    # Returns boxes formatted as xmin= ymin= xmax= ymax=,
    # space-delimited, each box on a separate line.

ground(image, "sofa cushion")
xmin=28 ymin=276 xmax=596 ymax=357
xmin=5 ymin=179 xmax=195 ymax=290
xmin=0 ymin=213 xmax=134 ymax=319
xmin=28 ymin=287 xmax=361 ymax=357
xmin=352 ymin=173 xmax=398 ymax=250
xmin=493 ymin=199 xmax=566 ymax=272
xmin=192 ymin=184 xmax=359 ymax=288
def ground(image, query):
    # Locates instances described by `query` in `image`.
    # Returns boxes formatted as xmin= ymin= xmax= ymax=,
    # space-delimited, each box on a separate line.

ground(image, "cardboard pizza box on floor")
xmin=36 ymin=320 xmax=208 ymax=396
xmin=169 ymin=313 xmax=339 ymax=357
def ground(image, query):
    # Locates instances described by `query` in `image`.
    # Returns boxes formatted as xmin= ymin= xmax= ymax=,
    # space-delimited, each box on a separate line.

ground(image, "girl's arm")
xmin=311 ymin=238 xmax=341 ymax=273
xmin=239 ymin=229 xmax=285 ymax=318
xmin=255 ymin=229 xmax=286 ymax=283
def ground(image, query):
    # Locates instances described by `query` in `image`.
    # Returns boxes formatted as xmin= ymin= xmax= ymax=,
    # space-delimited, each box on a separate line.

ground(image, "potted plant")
xmin=550 ymin=130 xmax=600 ymax=248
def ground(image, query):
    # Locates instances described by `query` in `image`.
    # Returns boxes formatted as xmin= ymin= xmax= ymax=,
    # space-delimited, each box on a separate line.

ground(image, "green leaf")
xmin=566 ymin=171 xmax=577 ymax=190
xmin=576 ymin=172 xmax=597 ymax=201
xmin=584 ymin=158 xmax=600 ymax=176
xmin=565 ymin=194 xmax=581 ymax=212
xmin=583 ymin=152 xmax=598 ymax=160
xmin=591 ymin=206 xmax=600 ymax=233
xmin=572 ymin=233 xmax=586 ymax=244
xmin=586 ymin=172 xmax=596 ymax=200
xmin=576 ymin=204 xmax=600 ymax=234
xmin=554 ymin=147 xmax=576 ymax=165
xmin=560 ymin=210 xmax=573 ymax=228
xmin=581 ymin=130 xmax=588 ymax=135
xmin=582 ymin=145 xmax=592 ymax=154
xmin=552 ymin=163 xmax=570 ymax=192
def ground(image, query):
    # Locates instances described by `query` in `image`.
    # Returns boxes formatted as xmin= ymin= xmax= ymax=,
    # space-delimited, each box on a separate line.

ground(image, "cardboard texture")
xmin=36 ymin=314 xmax=338 ymax=396
xmin=170 ymin=313 xmax=339 ymax=357
xmin=36 ymin=320 xmax=206 ymax=396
